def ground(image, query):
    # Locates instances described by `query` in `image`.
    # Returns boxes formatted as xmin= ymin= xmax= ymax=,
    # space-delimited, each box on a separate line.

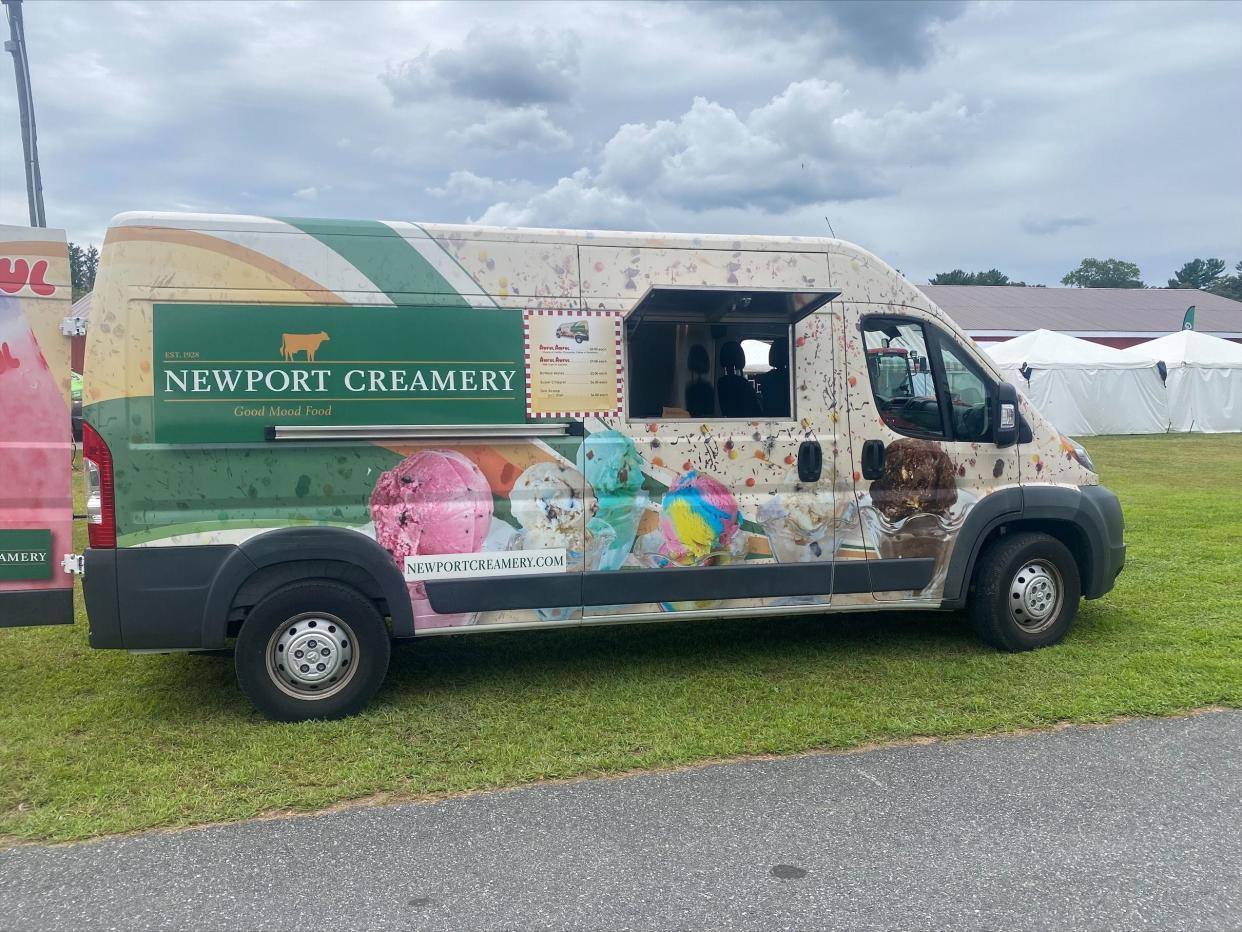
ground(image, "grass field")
xmin=2 ymin=435 xmax=1240 ymax=845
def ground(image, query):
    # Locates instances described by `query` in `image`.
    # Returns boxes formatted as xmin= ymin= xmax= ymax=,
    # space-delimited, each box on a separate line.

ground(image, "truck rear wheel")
xmin=234 ymin=580 xmax=391 ymax=721
xmin=969 ymin=531 xmax=1081 ymax=652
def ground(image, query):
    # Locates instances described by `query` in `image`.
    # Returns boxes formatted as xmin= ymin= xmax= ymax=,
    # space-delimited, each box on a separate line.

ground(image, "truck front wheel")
xmin=969 ymin=531 xmax=1082 ymax=652
xmin=234 ymin=580 xmax=391 ymax=721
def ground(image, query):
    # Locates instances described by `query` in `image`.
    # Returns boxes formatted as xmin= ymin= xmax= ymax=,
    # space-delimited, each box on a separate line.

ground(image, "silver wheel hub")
xmin=266 ymin=612 xmax=357 ymax=700
xmin=1008 ymin=560 xmax=1062 ymax=632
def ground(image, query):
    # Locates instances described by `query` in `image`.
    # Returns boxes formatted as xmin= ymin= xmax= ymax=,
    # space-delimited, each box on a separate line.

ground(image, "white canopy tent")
xmin=984 ymin=329 xmax=1168 ymax=436
xmin=1120 ymin=331 xmax=1242 ymax=433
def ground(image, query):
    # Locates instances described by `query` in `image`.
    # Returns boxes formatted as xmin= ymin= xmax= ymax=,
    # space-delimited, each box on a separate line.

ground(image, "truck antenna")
xmin=823 ymin=215 xmax=836 ymax=239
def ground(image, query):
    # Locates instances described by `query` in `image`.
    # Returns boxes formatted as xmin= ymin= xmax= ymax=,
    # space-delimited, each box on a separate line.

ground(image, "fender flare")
xmin=201 ymin=527 xmax=414 ymax=647
xmin=1021 ymin=484 xmax=1118 ymax=599
xmin=940 ymin=486 xmax=1023 ymax=606
xmin=941 ymin=483 xmax=1121 ymax=607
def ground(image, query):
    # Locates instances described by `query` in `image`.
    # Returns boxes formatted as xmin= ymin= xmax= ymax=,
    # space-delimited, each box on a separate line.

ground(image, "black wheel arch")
xmin=942 ymin=483 xmax=1122 ymax=609
xmin=201 ymin=527 xmax=414 ymax=648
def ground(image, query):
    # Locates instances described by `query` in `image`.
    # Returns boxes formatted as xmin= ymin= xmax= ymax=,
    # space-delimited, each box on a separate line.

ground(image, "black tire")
xmin=969 ymin=531 xmax=1081 ymax=652
xmin=235 ymin=580 xmax=391 ymax=721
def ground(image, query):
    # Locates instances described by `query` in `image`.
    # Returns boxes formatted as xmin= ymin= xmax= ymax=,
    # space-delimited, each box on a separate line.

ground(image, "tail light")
xmin=82 ymin=421 xmax=116 ymax=548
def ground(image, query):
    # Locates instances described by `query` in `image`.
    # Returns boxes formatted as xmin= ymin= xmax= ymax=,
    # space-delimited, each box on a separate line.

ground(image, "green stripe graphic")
xmin=278 ymin=217 xmax=469 ymax=307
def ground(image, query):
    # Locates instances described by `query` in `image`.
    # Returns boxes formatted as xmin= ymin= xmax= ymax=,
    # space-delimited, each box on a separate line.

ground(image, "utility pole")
xmin=4 ymin=0 xmax=46 ymax=227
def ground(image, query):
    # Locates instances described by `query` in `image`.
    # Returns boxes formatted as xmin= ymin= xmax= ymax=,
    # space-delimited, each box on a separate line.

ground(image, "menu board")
xmin=524 ymin=309 xmax=623 ymax=419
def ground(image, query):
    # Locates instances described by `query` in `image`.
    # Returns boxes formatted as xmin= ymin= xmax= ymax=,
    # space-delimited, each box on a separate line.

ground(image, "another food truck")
xmin=0 ymin=215 xmax=1125 ymax=720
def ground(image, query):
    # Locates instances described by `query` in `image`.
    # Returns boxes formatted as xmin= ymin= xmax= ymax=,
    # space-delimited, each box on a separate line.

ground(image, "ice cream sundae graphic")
xmin=577 ymin=429 xmax=648 ymax=571
xmin=861 ymin=438 xmax=975 ymax=593
xmin=369 ymin=449 xmax=493 ymax=628
xmin=756 ymin=469 xmax=838 ymax=564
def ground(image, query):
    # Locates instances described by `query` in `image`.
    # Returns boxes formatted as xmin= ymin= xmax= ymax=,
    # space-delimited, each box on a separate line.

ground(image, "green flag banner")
xmin=1182 ymin=305 xmax=1196 ymax=331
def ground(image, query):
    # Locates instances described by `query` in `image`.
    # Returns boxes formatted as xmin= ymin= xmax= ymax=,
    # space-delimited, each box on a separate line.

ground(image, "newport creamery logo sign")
xmin=152 ymin=303 xmax=526 ymax=443
xmin=0 ymin=530 xmax=53 ymax=582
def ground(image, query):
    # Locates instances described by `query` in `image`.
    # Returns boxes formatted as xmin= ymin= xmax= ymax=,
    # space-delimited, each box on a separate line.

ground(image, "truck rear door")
xmin=0 ymin=224 xmax=75 ymax=627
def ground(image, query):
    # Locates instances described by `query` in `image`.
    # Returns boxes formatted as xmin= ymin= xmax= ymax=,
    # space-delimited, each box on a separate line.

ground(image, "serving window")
xmin=623 ymin=286 xmax=837 ymax=421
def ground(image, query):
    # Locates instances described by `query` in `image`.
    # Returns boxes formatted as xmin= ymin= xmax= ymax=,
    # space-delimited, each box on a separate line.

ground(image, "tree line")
xmin=930 ymin=258 xmax=1242 ymax=301
xmin=69 ymin=242 xmax=99 ymax=302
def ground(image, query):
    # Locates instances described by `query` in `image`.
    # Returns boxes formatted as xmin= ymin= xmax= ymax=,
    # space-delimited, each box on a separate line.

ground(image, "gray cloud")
xmin=1021 ymin=215 xmax=1096 ymax=236
xmin=382 ymin=26 xmax=579 ymax=107
xmin=475 ymin=169 xmax=652 ymax=230
xmin=427 ymin=171 xmax=534 ymax=202
xmin=720 ymin=0 xmax=969 ymax=70
xmin=451 ymin=106 xmax=573 ymax=152
xmin=481 ymin=80 xmax=977 ymax=224
xmin=1 ymin=0 xmax=1238 ymax=289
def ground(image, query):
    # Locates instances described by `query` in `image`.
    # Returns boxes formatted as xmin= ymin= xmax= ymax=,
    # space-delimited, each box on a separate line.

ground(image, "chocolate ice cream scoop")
xmin=869 ymin=439 xmax=958 ymax=522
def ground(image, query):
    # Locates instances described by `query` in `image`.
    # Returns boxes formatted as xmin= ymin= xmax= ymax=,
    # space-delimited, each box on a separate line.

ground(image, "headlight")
xmin=1069 ymin=439 xmax=1095 ymax=473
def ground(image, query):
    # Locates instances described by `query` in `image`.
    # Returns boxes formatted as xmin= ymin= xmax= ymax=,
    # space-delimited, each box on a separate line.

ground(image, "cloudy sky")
xmin=1 ymin=0 xmax=1239 ymax=285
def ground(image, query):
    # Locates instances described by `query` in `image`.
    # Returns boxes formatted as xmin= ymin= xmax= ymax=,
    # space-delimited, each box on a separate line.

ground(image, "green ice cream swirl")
xmin=578 ymin=429 xmax=644 ymax=498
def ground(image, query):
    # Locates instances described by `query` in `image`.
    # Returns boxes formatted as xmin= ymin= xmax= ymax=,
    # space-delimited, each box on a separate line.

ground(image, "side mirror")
xmin=993 ymin=381 xmax=1019 ymax=448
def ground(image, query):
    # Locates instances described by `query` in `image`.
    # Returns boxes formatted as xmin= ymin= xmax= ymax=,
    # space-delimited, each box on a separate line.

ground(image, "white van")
xmin=0 ymin=215 xmax=1124 ymax=720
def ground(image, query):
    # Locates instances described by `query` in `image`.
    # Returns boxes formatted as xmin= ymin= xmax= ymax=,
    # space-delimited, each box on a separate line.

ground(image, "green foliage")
xmin=1206 ymin=261 xmax=1242 ymax=303
xmin=930 ymin=269 xmax=1026 ymax=286
xmin=2 ymin=436 xmax=1240 ymax=844
xmin=1061 ymin=258 xmax=1144 ymax=288
xmin=68 ymin=242 xmax=99 ymax=302
xmin=1168 ymin=258 xmax=1227 ymax=290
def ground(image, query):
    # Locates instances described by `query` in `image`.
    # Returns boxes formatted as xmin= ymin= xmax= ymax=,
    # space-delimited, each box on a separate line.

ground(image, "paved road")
xmin=3 ymin=711 xmax=1239 ymax=931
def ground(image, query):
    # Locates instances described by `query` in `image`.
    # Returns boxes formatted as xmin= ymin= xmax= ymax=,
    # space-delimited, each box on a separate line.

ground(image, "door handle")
xmin=797 ymin=440 xmax=822 ymax=482
xmin=861 ymin=439 xmax=886 ymax=480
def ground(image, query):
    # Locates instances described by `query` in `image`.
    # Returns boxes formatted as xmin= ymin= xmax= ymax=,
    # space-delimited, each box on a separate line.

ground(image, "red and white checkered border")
xmin=523 ymin=308 xmax=624 ymax=420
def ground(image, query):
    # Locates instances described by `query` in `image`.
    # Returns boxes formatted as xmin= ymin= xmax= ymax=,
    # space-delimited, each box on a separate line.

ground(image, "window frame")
xmin=622 ymin=318 xmax=801 ymax=424
xmin=931 ymin=327 xmax=998 ymax=443
xmin=625 ymin=318 xmax=819 ymax=427
xmin=624 ymin=284 xmax=838 ymax=329
xmin=860 ymin=314 xmax=1001 ymax=443
xmin=620 ymin=284 xmax=839 ymax=424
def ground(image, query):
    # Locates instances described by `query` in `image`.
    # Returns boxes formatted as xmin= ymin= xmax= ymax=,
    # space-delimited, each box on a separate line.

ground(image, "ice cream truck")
xmin=0 ymin=215 xmax=1125 ymax=721
xmin=555 ymin=320 xmax=590 ymax=343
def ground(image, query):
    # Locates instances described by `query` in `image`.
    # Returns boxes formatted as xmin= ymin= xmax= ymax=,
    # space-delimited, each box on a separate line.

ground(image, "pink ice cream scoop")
xmin=369 ymin=449 xmax=493 ymax=628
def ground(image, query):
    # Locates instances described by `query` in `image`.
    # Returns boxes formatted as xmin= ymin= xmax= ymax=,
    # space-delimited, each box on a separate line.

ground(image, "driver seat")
xmin=685 ymin=344 xmax=715 ymax=417
xmin=716 ymin=341 xmax=760 ymax=418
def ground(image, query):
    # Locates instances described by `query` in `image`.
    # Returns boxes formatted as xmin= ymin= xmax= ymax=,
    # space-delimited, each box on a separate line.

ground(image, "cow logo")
xmin=280 ymin=331 xmax=330 ymax=362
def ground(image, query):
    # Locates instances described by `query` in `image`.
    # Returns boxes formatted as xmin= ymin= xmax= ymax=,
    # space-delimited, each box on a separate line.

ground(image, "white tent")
xmin=1120 ymin=331 xmax=1242 ymax=433
xmin=984 ymin=329 xmax=1168 ymax=436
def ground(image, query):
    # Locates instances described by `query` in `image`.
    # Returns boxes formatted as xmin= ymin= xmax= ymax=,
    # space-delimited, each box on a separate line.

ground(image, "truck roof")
xmin=99 ymin=211 xmax=965 ymax=362
xmin=107 ymin=211 xmax=860 ymax=255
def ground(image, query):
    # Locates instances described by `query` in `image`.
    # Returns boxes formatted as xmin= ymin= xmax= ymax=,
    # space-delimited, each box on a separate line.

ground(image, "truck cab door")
xmin=0 ymin=225 xmax=75 ymax=628
xmin=842 ymin=303 xmax=1022 ymax=602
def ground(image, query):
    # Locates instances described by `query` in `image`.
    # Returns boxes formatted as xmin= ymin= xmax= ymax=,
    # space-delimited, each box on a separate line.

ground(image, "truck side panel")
xmin=0 ymin=226 xmax=74 ymax=628
xmin=82 ymin=215 xmax=1110 ymax=650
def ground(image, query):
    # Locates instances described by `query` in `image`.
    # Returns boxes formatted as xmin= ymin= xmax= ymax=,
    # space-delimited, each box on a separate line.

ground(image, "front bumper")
xmin=1080 ymin=484 xmax=1125 ymax=599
